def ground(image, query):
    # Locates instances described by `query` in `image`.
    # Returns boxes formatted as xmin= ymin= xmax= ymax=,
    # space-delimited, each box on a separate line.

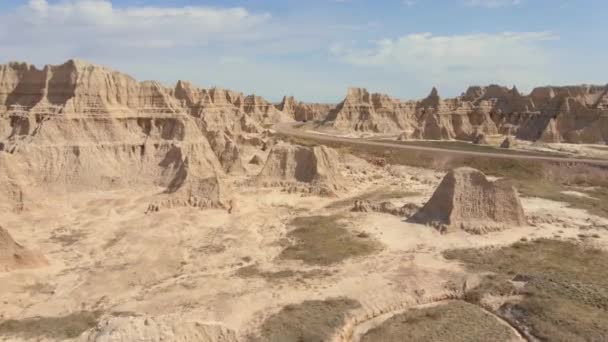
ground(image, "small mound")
xmin=147 ymin=145 xmax=230 ymax=212
xmin=79 ymin=314 xmax=237 ymax=342
xmin=472 ymin=133 xmax=488 ymax=145
xmin=257 ymin=142 xmax=345 ymax=196
xmin=410 ymin=167 xmax=525 ymax=234
xmin=0 ymin=226 xmax=48 ymax=272
xmin=249 ymin=154 xmax=264 ymax=165
xmin=500 ymin=137 xmax=512 ymax=148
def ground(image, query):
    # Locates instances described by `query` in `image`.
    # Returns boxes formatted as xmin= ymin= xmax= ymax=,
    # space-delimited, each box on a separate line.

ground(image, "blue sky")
xmin=0 ymin=0 xmax=605 ymax=102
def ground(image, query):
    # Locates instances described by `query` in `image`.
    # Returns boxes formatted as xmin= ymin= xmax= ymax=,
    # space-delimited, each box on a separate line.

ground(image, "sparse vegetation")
xmin=361 ymin=301 xmax=518 ymax=342
xmin=280 ymin=134 xmax=608 ymax=218
xmin=250 ymin=298 xmax=360 ymax=342
xmin=235 ymin=265 xmax=332 ymax=281
xmin=444 ymin=239 xmax=608 ymax=341
xmin=325 ymin=187 xmax=419 ymax=209
xmin=384 ymin=139 xmax=562 ymax=157
xmin=49 ymin=228 xmax=87 ymax=247
xmin=279 ymin=215 xmax=382 ymax=265
xmin=0 ymin=311 xmax=102 ymax=340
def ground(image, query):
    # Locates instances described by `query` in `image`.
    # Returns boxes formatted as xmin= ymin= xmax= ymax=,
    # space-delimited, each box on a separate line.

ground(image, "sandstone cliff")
xmin=277 ymin=96 xmax=333 ymax=121
xmin=0 ymin=60 xmax=294 ymax=210
xmin=324 ymin=84 xmax=608 ymax=144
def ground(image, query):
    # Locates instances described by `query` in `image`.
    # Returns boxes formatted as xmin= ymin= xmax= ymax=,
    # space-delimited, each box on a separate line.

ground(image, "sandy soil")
xmin=1 ymin=151 xmax=607 ymax=342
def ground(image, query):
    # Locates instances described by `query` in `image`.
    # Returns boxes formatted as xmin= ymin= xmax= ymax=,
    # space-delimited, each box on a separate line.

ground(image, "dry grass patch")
xmin=250 ymin=298 xmax=360 ymax=342
xmin=279 ymin=215 xmax=382 ymax=266
xmin=235 ymin=265 xmax=332 ymax=282
xmin=0 ymin=311 xmax=102 ymax=340
xmin=444 ymin=239 xmax=608 ymax=341
xmin=281 ymin=135 xmax=608 ymax=218
xmin=384 ymin=139 xmax=562 ymax=157
xmin=361 ymin=300 xmax=519 ymax=342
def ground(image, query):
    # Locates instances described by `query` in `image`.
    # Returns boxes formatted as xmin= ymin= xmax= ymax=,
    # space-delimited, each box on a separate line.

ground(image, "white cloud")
xmin=1 ymin=0 xmax=270 ymax=49
xmin=331 ymin=32 xmax=558 ymax=93
xmin=464 ymin=0 xmax=522 ymax=8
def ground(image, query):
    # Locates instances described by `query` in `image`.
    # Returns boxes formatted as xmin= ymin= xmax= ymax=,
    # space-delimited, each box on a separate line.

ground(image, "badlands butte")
xmin=1 ymin=59 xmax=608 ymax=342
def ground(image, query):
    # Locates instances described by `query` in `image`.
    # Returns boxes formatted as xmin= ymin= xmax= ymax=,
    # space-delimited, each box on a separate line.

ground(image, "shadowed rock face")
xmin=0 ymin=226 xmax=48 ymax=272
xmin=411 ymin=167 xmax=526 ymax=234
xmin=257 ymin=142 xmax=345 ymax=196
xmin=0 ymin=59 xmax=296 ymax=211
xmin=325 ymin=84 xmax=608 ymax=144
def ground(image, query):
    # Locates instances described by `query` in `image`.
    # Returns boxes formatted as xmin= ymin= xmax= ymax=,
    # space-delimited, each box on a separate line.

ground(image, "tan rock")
xmin=1 ymin=226 xmax=48 ymax=272
xmin=257 ymin=142 xmax=345 ymax=196
xmin=411 ymin=167 xmax=526 ymax=234
xmin=249 ymin=154 xmax=265 ymax=165
xmin=324 ymin=84 xmax=608 ymax=144
xmin=277 ymin=96 xmax=332 ymax=121
xmin=0 ymin=60 xmax=231 ymax=210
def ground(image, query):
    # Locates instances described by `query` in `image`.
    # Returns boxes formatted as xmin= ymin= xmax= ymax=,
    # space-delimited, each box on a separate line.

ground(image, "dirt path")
xmin=274 ymin=123 xmax=608 ymax=166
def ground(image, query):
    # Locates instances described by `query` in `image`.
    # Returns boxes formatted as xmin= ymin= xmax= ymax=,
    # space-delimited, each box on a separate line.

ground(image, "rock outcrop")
xmin=277 ymin=96 xmax=333 ymax=121
xmin=410 ymin=167 xmax=526 ymax=234
xmin=174 ymin=81 xmax=290 ymax=173
xmin=249 ymin=154 xmax=264 ymax=165
xmin=326 ymin=88 xmax=419 ymax=134
xmin=1 ymin=226 xmax=48 ymax=272
xmin=325 ymin=84 xmax=608 ymax=144
xmin=0 ymin=60 xmax=237 ymax=210
xmin=0 ymin=60 xmax=308 ymax=210
xmin=257 ymin=142 xmax=345 ymax=196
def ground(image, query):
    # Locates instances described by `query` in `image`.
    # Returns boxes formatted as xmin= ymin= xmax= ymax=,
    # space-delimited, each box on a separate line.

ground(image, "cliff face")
xmin=324 ymin=84 xmax=608 ymax=144
xmin=0 ymin=60 xmax=294 ymax=211
xmin=277 ymin=96 xmax=333 ymax=122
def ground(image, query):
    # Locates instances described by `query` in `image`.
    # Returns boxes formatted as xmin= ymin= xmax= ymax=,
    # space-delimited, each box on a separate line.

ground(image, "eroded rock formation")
xmin=1 ymin=226 xmax=48 ymax=272
xmin=0 ymin=59 xmax=294 ymax=210
xmin=257 ymin=142 xmax=345 ymax=196
xmin=277 ymin=96 xmax=333 ymax=121
xmin=411 ymin=167 xmax=526 ymax=234
xmin=249 ymin=154 xmax=264 ymax=165
xmin=324 ymin=84 xmax=608 ymax=144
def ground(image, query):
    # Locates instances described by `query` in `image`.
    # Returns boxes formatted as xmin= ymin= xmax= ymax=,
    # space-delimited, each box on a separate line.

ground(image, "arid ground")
xmin=1 ymin=60 xmax=608 ymax=341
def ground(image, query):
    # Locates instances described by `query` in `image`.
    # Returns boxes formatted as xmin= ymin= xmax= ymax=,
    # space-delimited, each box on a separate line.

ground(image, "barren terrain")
xmin=1 ymin=60 xmax=608 ymax=341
